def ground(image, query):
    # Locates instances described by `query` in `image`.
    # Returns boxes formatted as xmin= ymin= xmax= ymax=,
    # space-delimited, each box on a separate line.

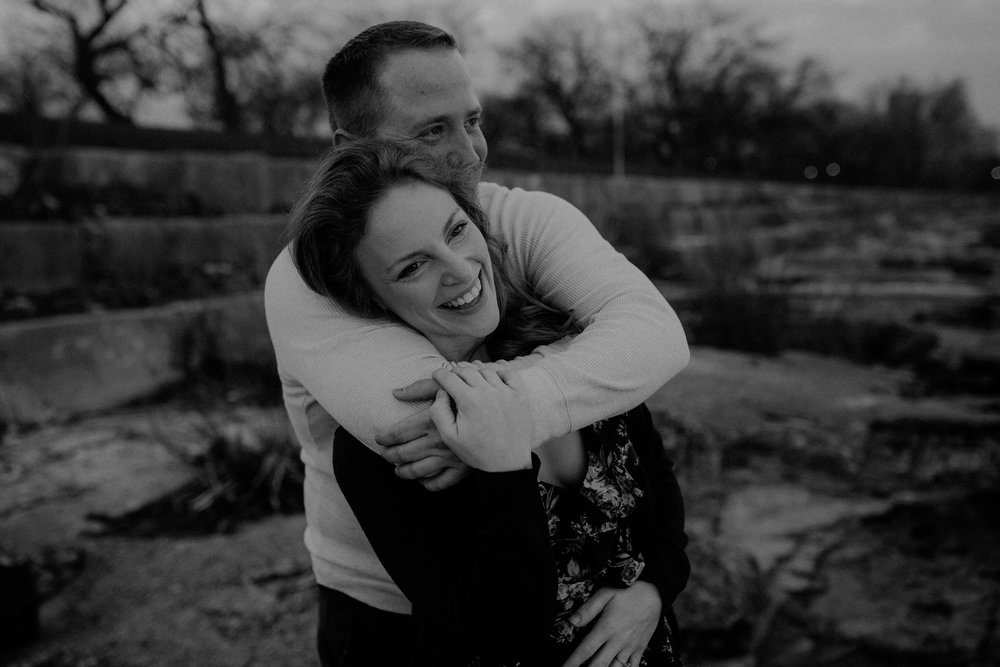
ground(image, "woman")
xmin=286 ymin=140 xmax=688 ymax=666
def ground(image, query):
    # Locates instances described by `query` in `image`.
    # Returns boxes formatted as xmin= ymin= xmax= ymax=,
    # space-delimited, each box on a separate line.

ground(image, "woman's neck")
xmin=433 ymin=335 xmax=489 ymax=363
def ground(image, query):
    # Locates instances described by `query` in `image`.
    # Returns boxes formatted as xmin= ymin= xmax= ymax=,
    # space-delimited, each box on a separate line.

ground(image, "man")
xmin=264 ymin=20 xmax=689 ymax=666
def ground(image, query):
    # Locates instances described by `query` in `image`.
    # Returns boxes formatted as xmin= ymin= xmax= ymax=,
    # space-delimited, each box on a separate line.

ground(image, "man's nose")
xmin=446 ymin=130 xmax=479 ymax=167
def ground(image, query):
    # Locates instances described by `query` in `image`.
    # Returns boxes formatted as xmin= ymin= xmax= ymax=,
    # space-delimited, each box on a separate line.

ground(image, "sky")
xmin=710 ymin=0 xmax=1000 ymax=128
xmin=477 ymin=0 xmax=1000 ymax=129
xmin=2 ymin=0 xmax=998 ymax=130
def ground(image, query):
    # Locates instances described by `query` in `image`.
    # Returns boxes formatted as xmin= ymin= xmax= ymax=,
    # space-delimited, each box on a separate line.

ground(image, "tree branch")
xmin=30 ymin=0 xmax=80 ymax=34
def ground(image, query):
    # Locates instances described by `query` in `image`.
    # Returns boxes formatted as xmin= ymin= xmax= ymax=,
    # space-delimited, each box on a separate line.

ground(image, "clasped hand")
xmin=427 ymin=363 xmax=535 ymax=472
xmin=376 ymin=362 xmax=533 ymax=486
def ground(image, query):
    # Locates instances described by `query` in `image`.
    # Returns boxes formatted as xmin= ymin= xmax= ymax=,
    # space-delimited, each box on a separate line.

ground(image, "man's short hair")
xmin=322 ymin=21 xmax=457 ymax=137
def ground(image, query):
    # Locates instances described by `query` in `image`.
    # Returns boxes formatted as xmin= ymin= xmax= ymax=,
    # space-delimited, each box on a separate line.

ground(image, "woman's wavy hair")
xmin=283 ymin=140 xmax=579 ymax=360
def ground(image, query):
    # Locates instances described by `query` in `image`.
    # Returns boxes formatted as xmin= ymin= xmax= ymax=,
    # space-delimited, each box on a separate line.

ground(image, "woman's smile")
xmin=440 ymin=273 xmax=483 ymax=310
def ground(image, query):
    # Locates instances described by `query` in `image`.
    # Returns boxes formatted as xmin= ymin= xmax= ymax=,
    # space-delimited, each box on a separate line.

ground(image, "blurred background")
xmin=1 ymin=1 xmax=998 ymax=665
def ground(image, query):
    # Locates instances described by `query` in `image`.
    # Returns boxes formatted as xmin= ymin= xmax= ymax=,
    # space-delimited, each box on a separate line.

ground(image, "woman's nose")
xmin=441 ymin=253 xmax=476 ymax=285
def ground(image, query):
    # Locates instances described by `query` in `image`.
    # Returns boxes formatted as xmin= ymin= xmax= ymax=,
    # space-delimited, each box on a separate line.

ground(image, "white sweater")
xmin=264 ymin=180 xmax=689 ymax=613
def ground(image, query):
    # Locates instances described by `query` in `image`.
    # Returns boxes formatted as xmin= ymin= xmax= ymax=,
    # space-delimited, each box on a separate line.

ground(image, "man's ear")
xmin=333 ymin=129 xmax=356 ymax=147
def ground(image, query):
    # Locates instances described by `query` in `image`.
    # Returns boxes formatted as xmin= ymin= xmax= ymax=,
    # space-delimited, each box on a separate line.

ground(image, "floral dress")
xmin=539 ymin=411 xmax=684 ymax=666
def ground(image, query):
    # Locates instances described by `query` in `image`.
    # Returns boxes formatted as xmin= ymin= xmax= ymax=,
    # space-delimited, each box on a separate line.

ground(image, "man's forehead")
xmin=378 ymin=50 xmax=476 ymax=106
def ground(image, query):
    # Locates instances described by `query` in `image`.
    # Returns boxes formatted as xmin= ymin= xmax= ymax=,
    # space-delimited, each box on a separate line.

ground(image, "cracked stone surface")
xmin=2 ymin=347 xmax=998 ymax=666
xmin=0 ymin=410 xmax=197 ymax=555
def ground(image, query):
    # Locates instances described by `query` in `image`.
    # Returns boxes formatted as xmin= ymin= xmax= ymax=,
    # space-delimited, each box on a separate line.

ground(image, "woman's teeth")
xmin=442 ymin=277 xmax=482 ymax=309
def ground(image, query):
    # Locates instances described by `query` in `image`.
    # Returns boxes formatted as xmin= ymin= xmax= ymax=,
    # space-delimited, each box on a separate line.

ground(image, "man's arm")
xmin=268 ymin=183 xmax=688 ymax=455
xmin=384 ymin=184 xmax=689 ymax=456
xmin=474 ymin=183 xmax=689 ymax=441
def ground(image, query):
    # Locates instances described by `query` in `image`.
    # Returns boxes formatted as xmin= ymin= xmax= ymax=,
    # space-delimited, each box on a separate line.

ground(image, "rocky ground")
xmin=1 ymin=346 xmax=998 ymax=666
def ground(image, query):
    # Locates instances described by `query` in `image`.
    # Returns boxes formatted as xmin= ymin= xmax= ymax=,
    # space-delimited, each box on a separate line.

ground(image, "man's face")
xmin=374 ymin=48 xmax=487 ymax=177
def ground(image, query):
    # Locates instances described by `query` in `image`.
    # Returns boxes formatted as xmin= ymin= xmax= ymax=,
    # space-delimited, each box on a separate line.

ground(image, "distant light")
xmin=992 ymin=166 xmax=1000 ymax=180
xmin=804 ymin=165 xmax=819 ymax=180
xmin=826 ymin=163 xmax=841 ymax=177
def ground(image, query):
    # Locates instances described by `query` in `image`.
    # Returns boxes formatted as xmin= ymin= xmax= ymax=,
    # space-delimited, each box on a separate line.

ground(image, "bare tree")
xmin=509 ymin=15 xmax=614 ymax=156
xmin=504 ymin=14 xmax=616 ymax=159
xmin=156 ymin=0 xmax=325 ymax=135
xmin=630 ymin=3 xmax=834 ymax=173
xmin=0 ymin=51 xmax=77 ymax=117
xmin=27 ymin=0 xmax=157 ymax=124
xmin=191 ymin=0 xmax=242 ymax=131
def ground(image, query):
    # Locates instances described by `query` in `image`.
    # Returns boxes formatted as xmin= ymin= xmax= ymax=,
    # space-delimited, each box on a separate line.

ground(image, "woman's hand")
xmin=429 ymin=363 xmax=534 ymax=472
xmin=561 ymin=582 xmax=662 ymax=667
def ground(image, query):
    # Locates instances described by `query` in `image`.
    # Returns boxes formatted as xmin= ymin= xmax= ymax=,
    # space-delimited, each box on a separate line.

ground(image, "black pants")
xmin=316 ymin=585 xmax=414 ymax=666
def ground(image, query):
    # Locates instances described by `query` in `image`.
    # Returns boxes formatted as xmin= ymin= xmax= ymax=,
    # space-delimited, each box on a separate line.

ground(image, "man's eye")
xmin=420 ymin=126 xmax=445 ymax=140
xmin=397 ymin=261 xmax=422 ymax=279
xmin=449 ymin=222 xmax=468 ymax=240
xmin=466 ymin=116 xmax=481 ymax=130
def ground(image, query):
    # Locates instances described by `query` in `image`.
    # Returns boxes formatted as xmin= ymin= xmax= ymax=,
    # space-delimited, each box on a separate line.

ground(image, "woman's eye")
xmin=397 ymin=262 xmax=422 ymax=279
xmin=449 ymin=222 xmax=468 ymax=240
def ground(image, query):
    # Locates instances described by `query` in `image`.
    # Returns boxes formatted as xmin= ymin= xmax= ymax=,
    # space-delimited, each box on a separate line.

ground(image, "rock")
xmin=0 ymin=553 xmax=39 ymax=652
xmin=860 ymin=414 xmax=1000 ymax=493
xmin=32 ymin=546 xmax=86 ymax=601
xmin=718 ymin=484 xmax=889 ymax=572
xmin=758 ymin=491 xmax=1000 ymax=665
xmin=674 ymin=533 xmax=766 ymax=660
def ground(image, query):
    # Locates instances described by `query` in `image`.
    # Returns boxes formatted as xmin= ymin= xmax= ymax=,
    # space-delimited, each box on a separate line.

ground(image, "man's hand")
xmin=416 ymin=465 xmax=471 ymax=492
xmin=429 ymin=365 xmax=534 ymax=472
xmin=377 ymin=377 xmax=470 ymax=491
xmin=561 ymin=582 xmax=662 ymax=667
xmin=390 ymin=378 xmax=440 ymax=403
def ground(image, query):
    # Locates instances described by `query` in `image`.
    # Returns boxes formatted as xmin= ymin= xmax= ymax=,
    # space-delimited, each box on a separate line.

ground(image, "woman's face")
xmin=355 ymin=180 xmax=500 ymax=360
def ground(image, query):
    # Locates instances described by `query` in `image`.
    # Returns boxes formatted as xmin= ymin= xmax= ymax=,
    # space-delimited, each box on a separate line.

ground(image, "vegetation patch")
xmin=86 ymin=410 xmax=303 ymax=536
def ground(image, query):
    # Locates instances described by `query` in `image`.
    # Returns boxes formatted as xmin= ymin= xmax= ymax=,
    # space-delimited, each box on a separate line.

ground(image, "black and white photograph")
xmin=1 ymin=0 xmax=998 ymax=665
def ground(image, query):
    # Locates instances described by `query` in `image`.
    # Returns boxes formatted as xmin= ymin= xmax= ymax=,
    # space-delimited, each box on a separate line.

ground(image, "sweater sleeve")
xmin=332 ymin=427 xmax=557 ymax=664
xmin=265 ymin=182 xmax=689 ymax=453
xmin=626 ymin=405 xmax=690 ymax=606
xmin=483 ymin=184 xmax=689 ymax=440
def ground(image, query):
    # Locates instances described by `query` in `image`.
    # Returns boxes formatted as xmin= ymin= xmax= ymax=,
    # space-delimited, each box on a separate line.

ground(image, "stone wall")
xmin=0 ymin=216 xmax=286 ymax=294
xmin=4 ymin=141 xmax=980 ymax=220
xmin=0 ymin=295 xmax=267 ymax=425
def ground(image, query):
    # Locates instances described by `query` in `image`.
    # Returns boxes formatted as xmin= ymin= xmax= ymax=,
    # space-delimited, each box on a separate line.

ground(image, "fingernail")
xmin=570 ymin=614 xmax=581 ymax=626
